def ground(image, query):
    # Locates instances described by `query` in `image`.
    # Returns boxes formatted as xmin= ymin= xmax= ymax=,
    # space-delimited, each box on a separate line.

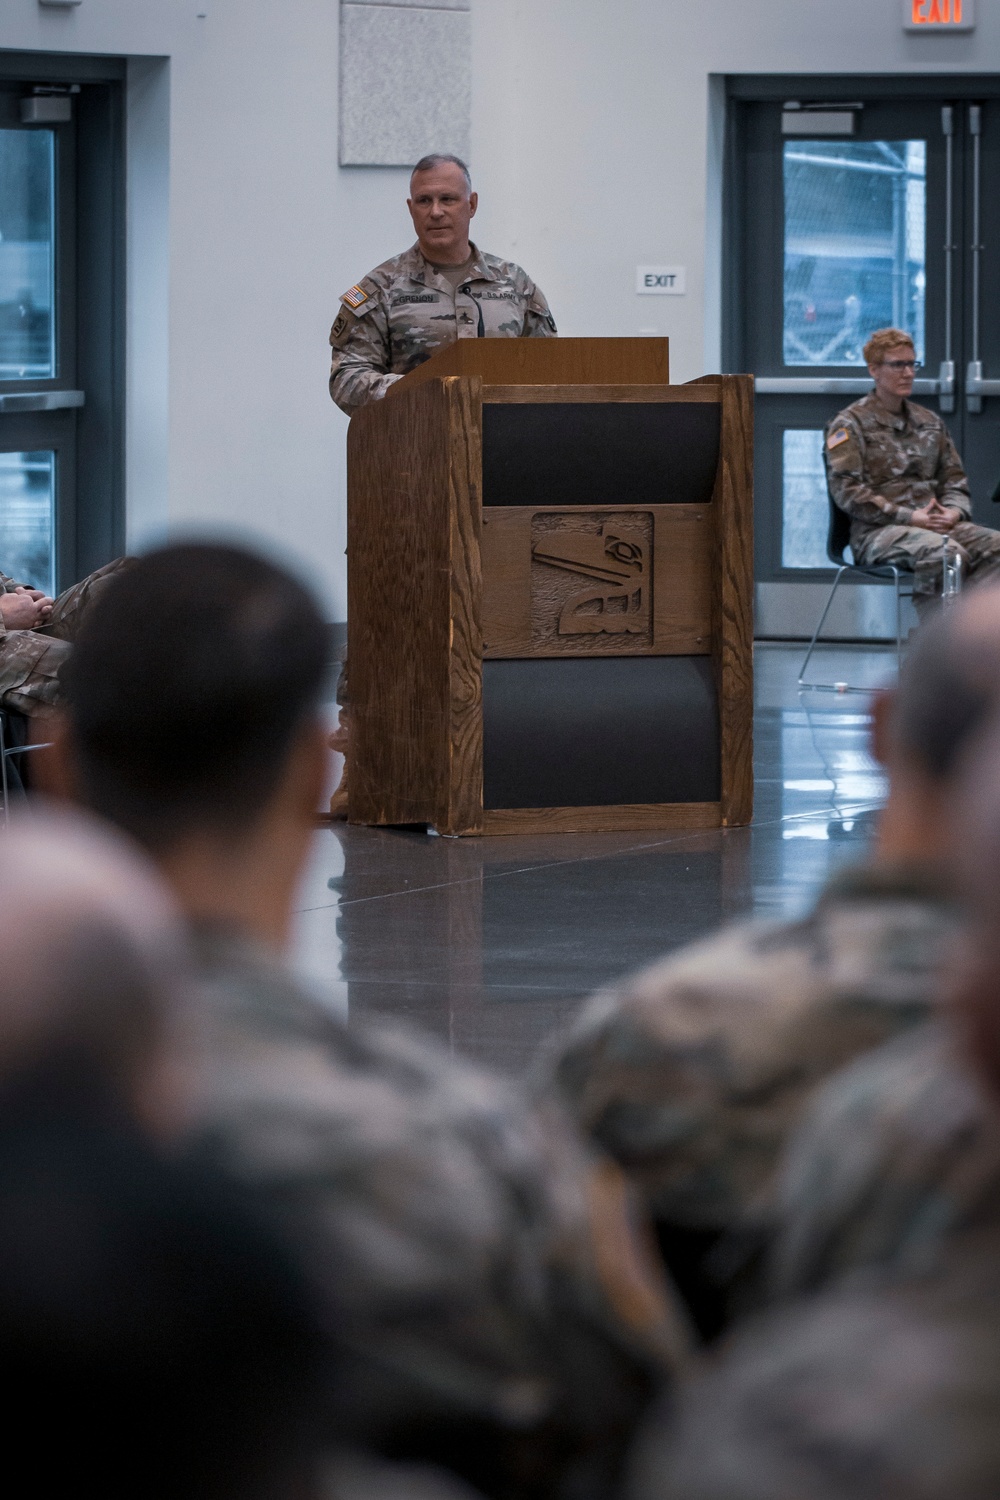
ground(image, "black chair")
xmin=798 ymin=483 xmax=914 ymax=692
xmin=0 ymin=708 xmax=53 ymax=825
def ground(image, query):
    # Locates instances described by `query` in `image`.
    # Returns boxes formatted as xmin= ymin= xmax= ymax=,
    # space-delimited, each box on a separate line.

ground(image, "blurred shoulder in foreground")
xmin=49 ymin=540 xmax=684 ymax=1500
xmin=0 ymin=808 xmax=325 ymax=1500
xmin=540 ymin=585 xmax=1000 ymax=1337
xmin=624 ymin=599 xmax=1000 ymax=1500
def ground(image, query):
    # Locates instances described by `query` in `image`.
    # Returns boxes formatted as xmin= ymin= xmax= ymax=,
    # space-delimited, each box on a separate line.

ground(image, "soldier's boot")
xmin=328 ymin=715 xmax=349 ymax=821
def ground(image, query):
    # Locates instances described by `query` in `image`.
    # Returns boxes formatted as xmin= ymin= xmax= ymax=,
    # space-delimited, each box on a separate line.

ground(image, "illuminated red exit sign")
xmin=904 ymin=0 xmax=974 ymax=28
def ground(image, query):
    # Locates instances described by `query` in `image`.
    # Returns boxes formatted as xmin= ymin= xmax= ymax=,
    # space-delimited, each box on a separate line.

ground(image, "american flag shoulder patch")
xmin=827 ymin=427 xmax=850 ymax=450
xmin=341 ymin=284 xmax=370 ymax=310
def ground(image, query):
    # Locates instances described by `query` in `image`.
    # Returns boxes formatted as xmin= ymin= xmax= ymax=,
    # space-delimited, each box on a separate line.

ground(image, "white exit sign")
xmin=636 ymin=265 xmax=686 ymax=295
xmin=904 ymin=0 xmax=974 ymax=30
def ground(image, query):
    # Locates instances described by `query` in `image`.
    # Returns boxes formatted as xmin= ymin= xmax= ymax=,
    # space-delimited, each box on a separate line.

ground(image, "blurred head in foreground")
xmin=0 ymin=805 xmax=187 ymax=1129
xmin=872 ymin=584 xmax=1000 ymax=870
xmin=948 ymin=702 xmax=1000 ymax=1101
xmin=52 ymin=542 xmax=331 ymax=950
xmin=0 ymin=810 xmax=324 ymax=1498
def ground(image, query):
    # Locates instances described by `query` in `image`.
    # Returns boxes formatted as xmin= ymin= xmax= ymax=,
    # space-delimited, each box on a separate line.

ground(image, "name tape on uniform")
xmin=636 ymin=265 xmax=686 ymax=296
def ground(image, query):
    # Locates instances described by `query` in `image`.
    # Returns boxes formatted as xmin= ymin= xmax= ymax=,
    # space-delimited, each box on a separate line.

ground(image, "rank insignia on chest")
xmin=342 ymin=284 xmax=369 ymax=310
xmin=827 ymin=427 xmax=850 ymax=450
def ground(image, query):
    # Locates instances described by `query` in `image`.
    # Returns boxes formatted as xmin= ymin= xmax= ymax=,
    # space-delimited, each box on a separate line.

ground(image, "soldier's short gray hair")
xmin=410 ymin=153 xmax=473 ymax=193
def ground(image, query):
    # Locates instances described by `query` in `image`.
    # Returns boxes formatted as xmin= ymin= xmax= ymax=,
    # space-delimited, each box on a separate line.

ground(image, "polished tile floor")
xmin=292 ymin=644 xmax=894 ymax=1075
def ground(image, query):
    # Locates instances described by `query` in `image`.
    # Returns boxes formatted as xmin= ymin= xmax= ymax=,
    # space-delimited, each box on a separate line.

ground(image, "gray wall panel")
xmin=349 ymin=1 xmax=469 ymax=8
xmin=755 ymin=581 xmax=919 ymax=642
xmin=340 ymin=3 xmax=471 ymax=167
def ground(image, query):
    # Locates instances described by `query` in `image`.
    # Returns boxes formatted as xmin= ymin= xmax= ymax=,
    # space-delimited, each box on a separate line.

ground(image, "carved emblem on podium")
xmin=530 ymin=512 xmax=653 ymax=652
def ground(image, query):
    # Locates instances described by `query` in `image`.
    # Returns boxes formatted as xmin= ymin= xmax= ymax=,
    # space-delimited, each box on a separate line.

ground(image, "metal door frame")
xmin=725 ymin=74 xmax=1000 ymax=637
xmin=0 ymin=53 xmax=125 ymax=589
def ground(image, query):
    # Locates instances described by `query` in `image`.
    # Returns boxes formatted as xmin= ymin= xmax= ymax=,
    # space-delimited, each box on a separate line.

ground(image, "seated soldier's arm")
xmin=0 ymin=588 xmax=52 ymax=631
xmin=933 ymin=427 xmax=973 ymax=528
xmin=826 ymin=418 xmax=919 ymax=528
xmin=910 ymin=501 xmax=953 ymax=532
xmin=328 ymin=290 xmax=399 ymax=416
xmin=0 ymin=570 xmax=43 ymax=598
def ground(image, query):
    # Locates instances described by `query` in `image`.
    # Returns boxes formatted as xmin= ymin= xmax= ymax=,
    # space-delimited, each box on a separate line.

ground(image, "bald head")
xmin=0 ymin=809 xmax=188 ymax=1123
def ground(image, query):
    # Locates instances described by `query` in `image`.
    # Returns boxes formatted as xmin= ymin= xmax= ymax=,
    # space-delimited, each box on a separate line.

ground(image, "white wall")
xmin=472 ymin=0 xmax=1000 ymax=381
xmin=2 ymin=0 xmax=998 ymax=617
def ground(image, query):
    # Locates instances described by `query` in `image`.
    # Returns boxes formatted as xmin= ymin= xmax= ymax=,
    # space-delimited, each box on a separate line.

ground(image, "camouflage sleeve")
xmin=825 ymin=415 xmax=917 ymax=527
xmin=934 ymin=423 xmax=972 ymax=517
xmin=0 ymin=572 xmax=21 ymax=638
xmin=769 ymin=1021 xmax=990 ymax=1301
xmin=628 ymin=1277 xmax=986 ymax=1500
xmin=536 ymin=918 xmax=830 ymax=1237
xmin=200 ymin=989 xmax=684 ymax=1482
xmin=519 ymin=273 xmax=557 ymax=337
xmin=328 ymin=293 xmax=399 ymax=416
xmin=321 ymin=1450 xmax=486 ymax=1500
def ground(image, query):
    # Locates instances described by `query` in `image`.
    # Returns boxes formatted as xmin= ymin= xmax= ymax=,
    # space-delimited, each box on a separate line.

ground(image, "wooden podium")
xmin=346 ymin=338 xmax=753 ymax=836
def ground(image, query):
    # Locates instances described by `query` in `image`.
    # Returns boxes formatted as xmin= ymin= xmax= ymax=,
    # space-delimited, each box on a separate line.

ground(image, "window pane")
xmin=783 ymin=430 xmax=832 ymax=568
xmin=0 ymin=451 xmax=56 ymax=595
xmin=784 ymin=140 xmax=926 ymax=367
xmin=0 ymin=129 xmax=56 ymax=380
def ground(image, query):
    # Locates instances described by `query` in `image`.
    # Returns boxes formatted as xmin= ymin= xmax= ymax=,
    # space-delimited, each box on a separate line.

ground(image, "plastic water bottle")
xmin=942 ymin=539 xmax=962 ymax=605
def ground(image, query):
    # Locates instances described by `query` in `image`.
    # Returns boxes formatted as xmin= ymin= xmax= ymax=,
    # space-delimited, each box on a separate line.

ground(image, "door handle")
xmin=968 ymin=105 xmax=986 ymax=412
xmin=966 ymin=361 xmax=1000 ymax=403
xmin=755 ymin=376 xmax=942 ymax=396
xmin=755 ymin=378 xmax=872 ymax=395
xmin=942 ymin=106 xmax=957 ymax=412
xmin=0 ymin=390 xmax=85 ymax=414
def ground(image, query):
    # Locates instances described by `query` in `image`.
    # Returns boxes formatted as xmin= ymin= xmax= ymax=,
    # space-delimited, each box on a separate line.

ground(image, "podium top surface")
xmin=392 ymin=336 xmax=669 ymax=392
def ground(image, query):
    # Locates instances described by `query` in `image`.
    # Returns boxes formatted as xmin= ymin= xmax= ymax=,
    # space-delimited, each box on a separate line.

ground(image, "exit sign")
xmin=636 ymin=265 xmax=686 ymax=295
xmin=904 ymin=0 xmax=974 ymax=29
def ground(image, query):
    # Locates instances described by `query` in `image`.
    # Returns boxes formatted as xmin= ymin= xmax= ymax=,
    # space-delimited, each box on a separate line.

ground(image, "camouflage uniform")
xmin=627 ymin=1226 xmax=1000 ymax=1500
xmin=540 ymin=864 xmax=955 ymax=1335
xmin=0 ymin=558 xmax=129 ymax=717
xmin=186 ymin=925 xmax=685 ymax=1500
xmin=769 ymin=1018 xmax=1000 ymax=1301
xmin=329 ymin=242 xmax=557 ymax=416
xmin=323 ymin=1451 xmax=485 ymax=1500
xmin=825 ymin=392 xmax=1000 ymax=605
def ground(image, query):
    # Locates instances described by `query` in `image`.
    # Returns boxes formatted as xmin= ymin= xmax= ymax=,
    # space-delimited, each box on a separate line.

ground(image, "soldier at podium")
xmin=327 ymin=153 xmax=557 ymax=813
xmin=328 ymin=152 xmax=557 ymax=417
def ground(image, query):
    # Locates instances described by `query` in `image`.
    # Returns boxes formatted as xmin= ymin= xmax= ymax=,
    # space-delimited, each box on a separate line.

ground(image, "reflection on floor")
xmin=292 ymin=643 xmax=894 ymax=1076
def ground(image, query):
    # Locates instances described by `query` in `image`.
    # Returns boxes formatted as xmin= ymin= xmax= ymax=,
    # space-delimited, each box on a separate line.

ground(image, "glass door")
xmin=0 ymin=59 xmax=125 ymax=594
xmin=731 ymin=83 xmax=1000 ymax=628
xmin=0 ymin=87 xmax=78 ymax=593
